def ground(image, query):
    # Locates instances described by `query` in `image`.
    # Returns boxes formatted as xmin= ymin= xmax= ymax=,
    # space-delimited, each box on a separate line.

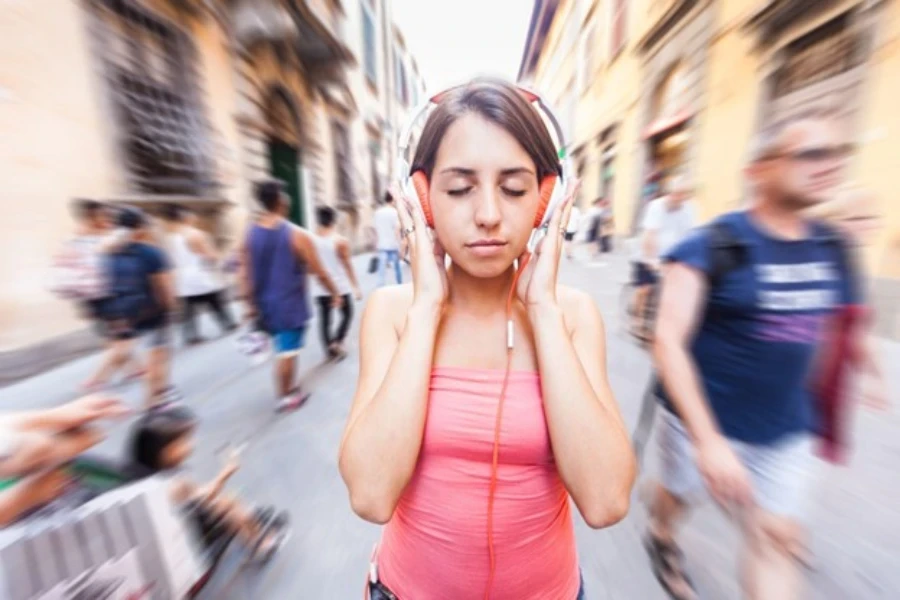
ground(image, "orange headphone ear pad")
xmin=411 ymin=171 xmax=434 ymax=228
xmin=534 ymin=175 xmax=558 ymax=227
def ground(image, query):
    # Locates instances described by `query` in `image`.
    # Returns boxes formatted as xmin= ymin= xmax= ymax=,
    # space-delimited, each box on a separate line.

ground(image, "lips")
xmin=466 ymin=239 xmax=508 ymax=257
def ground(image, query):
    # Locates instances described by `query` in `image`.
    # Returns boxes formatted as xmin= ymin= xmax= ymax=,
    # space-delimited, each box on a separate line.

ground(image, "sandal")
xmin=644 ymin=532 xmax=697 ymax=600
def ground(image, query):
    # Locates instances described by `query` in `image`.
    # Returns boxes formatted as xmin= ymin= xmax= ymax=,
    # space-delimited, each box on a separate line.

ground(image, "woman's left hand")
xmin=516 ymin=179 xmax=581 ymax=309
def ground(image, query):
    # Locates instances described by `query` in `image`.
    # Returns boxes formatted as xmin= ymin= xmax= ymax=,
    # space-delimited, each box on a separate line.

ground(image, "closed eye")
xmin=447 ymin=187 xmax=473 ymax=197
xmin=502 ymin=187 xmax=527 ymax=197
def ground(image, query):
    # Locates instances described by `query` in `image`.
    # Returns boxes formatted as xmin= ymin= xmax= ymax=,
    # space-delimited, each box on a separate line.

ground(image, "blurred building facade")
xmin=0 ymin=0 xmax=424 ymax=359
xmin=520 ymin=0 xmax=900 ymax=337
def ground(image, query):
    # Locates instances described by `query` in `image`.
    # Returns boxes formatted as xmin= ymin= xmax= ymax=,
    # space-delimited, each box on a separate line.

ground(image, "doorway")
xmin=268 ymin=139 xmax=305 ymax=227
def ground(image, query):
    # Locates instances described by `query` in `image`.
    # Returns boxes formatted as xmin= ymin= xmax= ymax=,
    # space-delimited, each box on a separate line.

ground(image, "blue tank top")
xmin=247 ymin=221 xmax=310 ymax=331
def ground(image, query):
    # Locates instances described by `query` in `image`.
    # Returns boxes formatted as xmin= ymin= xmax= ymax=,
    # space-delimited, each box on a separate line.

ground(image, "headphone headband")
xmin=396 ymin=83 xmax=571 ymax=181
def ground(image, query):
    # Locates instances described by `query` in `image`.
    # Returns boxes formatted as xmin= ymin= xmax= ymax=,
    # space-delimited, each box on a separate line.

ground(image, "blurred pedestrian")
xmin=311 ymin=205 xmax=362 ymax=361
xmin=648 ymin=113 xmax=857 ymax=600
xmin=161 ymin=204 xmax=237 ymax=345
xmin=50 ymin=200 xmax=146 ymax=390
xmin=373 ymin=192 xmax=403 ymax=286
xmin=94 ymin=207 xmax=179 ymax=408
xmin=598 ymin=197 xmax=614 ymax=254
xmin=239 ymin=181 xmax=342 ymax=412
xmin=563 ymin=202 xmax=581 ymax=259
xmin=630 ymin=175 xmax=696 ymax=343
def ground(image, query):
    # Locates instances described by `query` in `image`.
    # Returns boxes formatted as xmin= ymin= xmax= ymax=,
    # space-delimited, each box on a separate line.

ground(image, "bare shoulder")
xmin=558 ymin=285 xmax=604 ymax=334
xmin=363 ymin=284 xmax=415 ymax=334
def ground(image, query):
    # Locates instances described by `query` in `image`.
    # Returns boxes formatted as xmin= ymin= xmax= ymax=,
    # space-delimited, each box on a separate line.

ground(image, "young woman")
xmin=339 ymin=79 xmax=636 ymax=599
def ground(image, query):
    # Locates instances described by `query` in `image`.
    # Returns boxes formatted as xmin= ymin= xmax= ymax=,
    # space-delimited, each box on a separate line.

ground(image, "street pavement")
xmin=1 ymin=248 xmax=898 ymax=599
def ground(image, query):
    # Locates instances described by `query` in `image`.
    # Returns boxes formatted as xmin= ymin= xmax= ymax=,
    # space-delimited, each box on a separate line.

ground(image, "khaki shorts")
xmin=658 ymin=410 xmax=816 ymax=518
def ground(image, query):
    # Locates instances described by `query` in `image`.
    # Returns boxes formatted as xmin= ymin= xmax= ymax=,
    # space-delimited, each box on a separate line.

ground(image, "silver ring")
xmin=402 ymin=226 xmax=415 ymax=238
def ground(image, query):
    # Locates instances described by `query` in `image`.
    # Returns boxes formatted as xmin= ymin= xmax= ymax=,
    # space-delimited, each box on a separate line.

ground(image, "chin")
xmin=452 ymin=254 xmax=515 ymax=279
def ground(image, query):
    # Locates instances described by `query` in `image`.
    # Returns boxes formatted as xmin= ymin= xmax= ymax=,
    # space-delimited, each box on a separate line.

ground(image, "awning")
xmin=642 ymin=110 xmax=692 ymax=140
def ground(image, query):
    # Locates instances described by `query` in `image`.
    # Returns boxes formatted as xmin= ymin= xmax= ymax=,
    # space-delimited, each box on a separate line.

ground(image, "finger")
xmin=547 ymin=177 xmax=580 ymax=234
xmin=404 ymin=194 xmax=433 ymax=251
xmin=559 ymin=180 xmax=579 ymax=233
xmin=395 ymin=197 xmax=416 ymax=253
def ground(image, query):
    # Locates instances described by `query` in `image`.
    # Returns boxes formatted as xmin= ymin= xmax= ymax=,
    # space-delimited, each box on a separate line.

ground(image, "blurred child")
xmin=126 ymin=405 xmax=289 ymax=561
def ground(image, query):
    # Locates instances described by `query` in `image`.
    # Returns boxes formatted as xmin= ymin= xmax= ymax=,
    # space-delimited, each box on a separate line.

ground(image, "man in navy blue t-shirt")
xmin=646 ymin=114 xmax=858 ymax=600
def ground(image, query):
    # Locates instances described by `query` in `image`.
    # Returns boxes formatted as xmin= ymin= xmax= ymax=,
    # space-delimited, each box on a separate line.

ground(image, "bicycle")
xmin=618 ymin=263 xmax=659 ymax=348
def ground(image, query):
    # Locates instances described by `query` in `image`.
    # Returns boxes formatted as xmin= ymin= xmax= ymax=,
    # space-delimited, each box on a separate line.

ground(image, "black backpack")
xmin=105 ymin=245 xmax=162 ymax=328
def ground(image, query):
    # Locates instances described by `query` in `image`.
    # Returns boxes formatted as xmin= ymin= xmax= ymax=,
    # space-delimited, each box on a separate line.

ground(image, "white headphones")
xmin=395 ymin=82 xmax=572 ymax=250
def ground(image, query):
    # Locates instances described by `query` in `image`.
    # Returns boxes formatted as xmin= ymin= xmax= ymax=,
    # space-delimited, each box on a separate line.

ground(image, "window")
xmin=86 ymin=0 xmax=218 ymax=196
xmin=369 ymin=140 xmax=380 ymax=205
xmin=578 ymin=19 xmax=597 ymax=94
xmin=361 ymin=0 xmax=377 ymax=86
xmin=773 ymin=14 xmax=862 ymax=98
xmin=611 ymin=0 xmax=627 ymax=57
xmin=332 ymin=122 xmax=354 ymax=207
xmin=394 ymin=54 xmax=409 ymax=105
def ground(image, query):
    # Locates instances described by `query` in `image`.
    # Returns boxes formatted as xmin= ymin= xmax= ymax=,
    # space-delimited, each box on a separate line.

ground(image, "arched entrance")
xmin=644 ymin=61 xmax=692 ymax=194
xmin=264 ymin=85 xmax=306 ymax=226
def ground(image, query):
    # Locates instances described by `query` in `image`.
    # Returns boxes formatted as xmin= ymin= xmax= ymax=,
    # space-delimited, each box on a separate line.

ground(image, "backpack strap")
xmin=706 ymin=219 xmax=748 ymax=289
xmin=811 ymin=221 xmax=859 ymax=303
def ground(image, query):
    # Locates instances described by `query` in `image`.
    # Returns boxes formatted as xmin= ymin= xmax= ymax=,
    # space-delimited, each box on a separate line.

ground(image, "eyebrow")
xmin=437 ymin=166 xmax=535 ymax=177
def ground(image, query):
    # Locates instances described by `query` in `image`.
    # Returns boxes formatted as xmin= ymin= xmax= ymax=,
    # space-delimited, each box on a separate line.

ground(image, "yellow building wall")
xmin=853 ymin=0 xmax=900 ymax=280
xmin=0 ymin=0 xmax=121 ymax=351
xmin=693 ymin=7 xmax=761 ymax=222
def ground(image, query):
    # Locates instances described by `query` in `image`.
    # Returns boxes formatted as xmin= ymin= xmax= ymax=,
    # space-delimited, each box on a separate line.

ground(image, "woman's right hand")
xmin=392 ymin=184 xmax=448 ymax=308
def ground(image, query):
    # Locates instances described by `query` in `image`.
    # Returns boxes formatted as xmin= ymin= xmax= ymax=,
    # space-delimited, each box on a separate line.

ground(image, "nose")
xmin=473 ymin=187 xmax=502 ymax=230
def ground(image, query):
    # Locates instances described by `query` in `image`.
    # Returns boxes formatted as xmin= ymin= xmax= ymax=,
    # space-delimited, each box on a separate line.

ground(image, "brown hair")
xmin=410 ymin=78 xmax=561 ymax=182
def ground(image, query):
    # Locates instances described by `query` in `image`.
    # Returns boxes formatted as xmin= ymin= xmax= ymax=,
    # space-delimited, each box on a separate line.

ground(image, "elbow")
xmin=581 ymin=485 xmax=633 ymax=529
xmin=347 ymin=489 xmax=396 ymax=525
xmin=581 ymin=457 xmax=638 ymax=530
xmin=339 ymin=456 xmax=398 ymax=525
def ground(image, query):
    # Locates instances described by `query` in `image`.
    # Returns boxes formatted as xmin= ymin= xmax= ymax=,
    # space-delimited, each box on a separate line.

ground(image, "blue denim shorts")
xmin=272 ymin=327 xmax=307 ymax=357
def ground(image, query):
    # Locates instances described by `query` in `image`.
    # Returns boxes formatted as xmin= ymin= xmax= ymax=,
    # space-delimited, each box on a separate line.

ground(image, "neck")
xmin=258 ymin=212 xmax=283 ymax=226
xmin=447 ymin=263 xmax=515 ymax=315
xmin=317 ymin=226 xmax=334 ymax=237
xmin=749 ymin=192 xmax=808 ymax=240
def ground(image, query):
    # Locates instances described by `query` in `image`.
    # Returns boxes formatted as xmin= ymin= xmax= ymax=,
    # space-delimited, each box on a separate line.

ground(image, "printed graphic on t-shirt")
xmin=754 ymin=261 xmax=839 ymax=344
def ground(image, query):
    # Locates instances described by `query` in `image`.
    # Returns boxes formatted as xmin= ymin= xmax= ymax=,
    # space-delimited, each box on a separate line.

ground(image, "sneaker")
xmin=275 ymin=391 xmax=310 ymax=413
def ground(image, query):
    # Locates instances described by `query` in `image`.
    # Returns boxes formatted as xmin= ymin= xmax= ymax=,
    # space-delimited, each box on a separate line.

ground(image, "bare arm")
xmin=338 ymin=288 xmax=439 ymax=523
xmin=0 ymin=428 xmax=103 ymax=478
xmin=652 ymin=263 xmax=719 ymax=443
xmin=0 ymin=470 xmax=71 ymax=527
xmin=196 ymin=459 xmax=239 ymax=503
xmin=653 ymin=262 xmax=752 ymax=506
xmin=291 ymin=228 xmax=340 ymax=298
xmin=150 ymin=271 xmax=177 ymax=313
xmin=641 ymin=229 xmax=658 ymax=265
xmin=531 ymin=290 xmax=636 ymax=528
xmin=236 ymin=233 xmax=254 ymax=306
xmin=335 ymin=238 xmax=361 ymax=292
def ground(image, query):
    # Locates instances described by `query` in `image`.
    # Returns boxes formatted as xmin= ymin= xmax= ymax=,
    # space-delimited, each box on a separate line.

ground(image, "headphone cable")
xmin=484 ymin=253 xmax=532 ymax=600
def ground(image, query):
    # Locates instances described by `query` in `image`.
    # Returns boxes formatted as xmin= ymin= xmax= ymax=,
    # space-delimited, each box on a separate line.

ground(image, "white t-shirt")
xmin=566 ymin=206 xmax=582 ymax=234
xmin=373 ymin=205 xmax=400 ymax=251
xmin=638 ymin=197 xmax=696 ymax=262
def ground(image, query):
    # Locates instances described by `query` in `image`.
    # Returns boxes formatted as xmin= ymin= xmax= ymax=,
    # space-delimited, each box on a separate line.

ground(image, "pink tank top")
xmin=377 ymin=367 xmax=580 ymax=600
